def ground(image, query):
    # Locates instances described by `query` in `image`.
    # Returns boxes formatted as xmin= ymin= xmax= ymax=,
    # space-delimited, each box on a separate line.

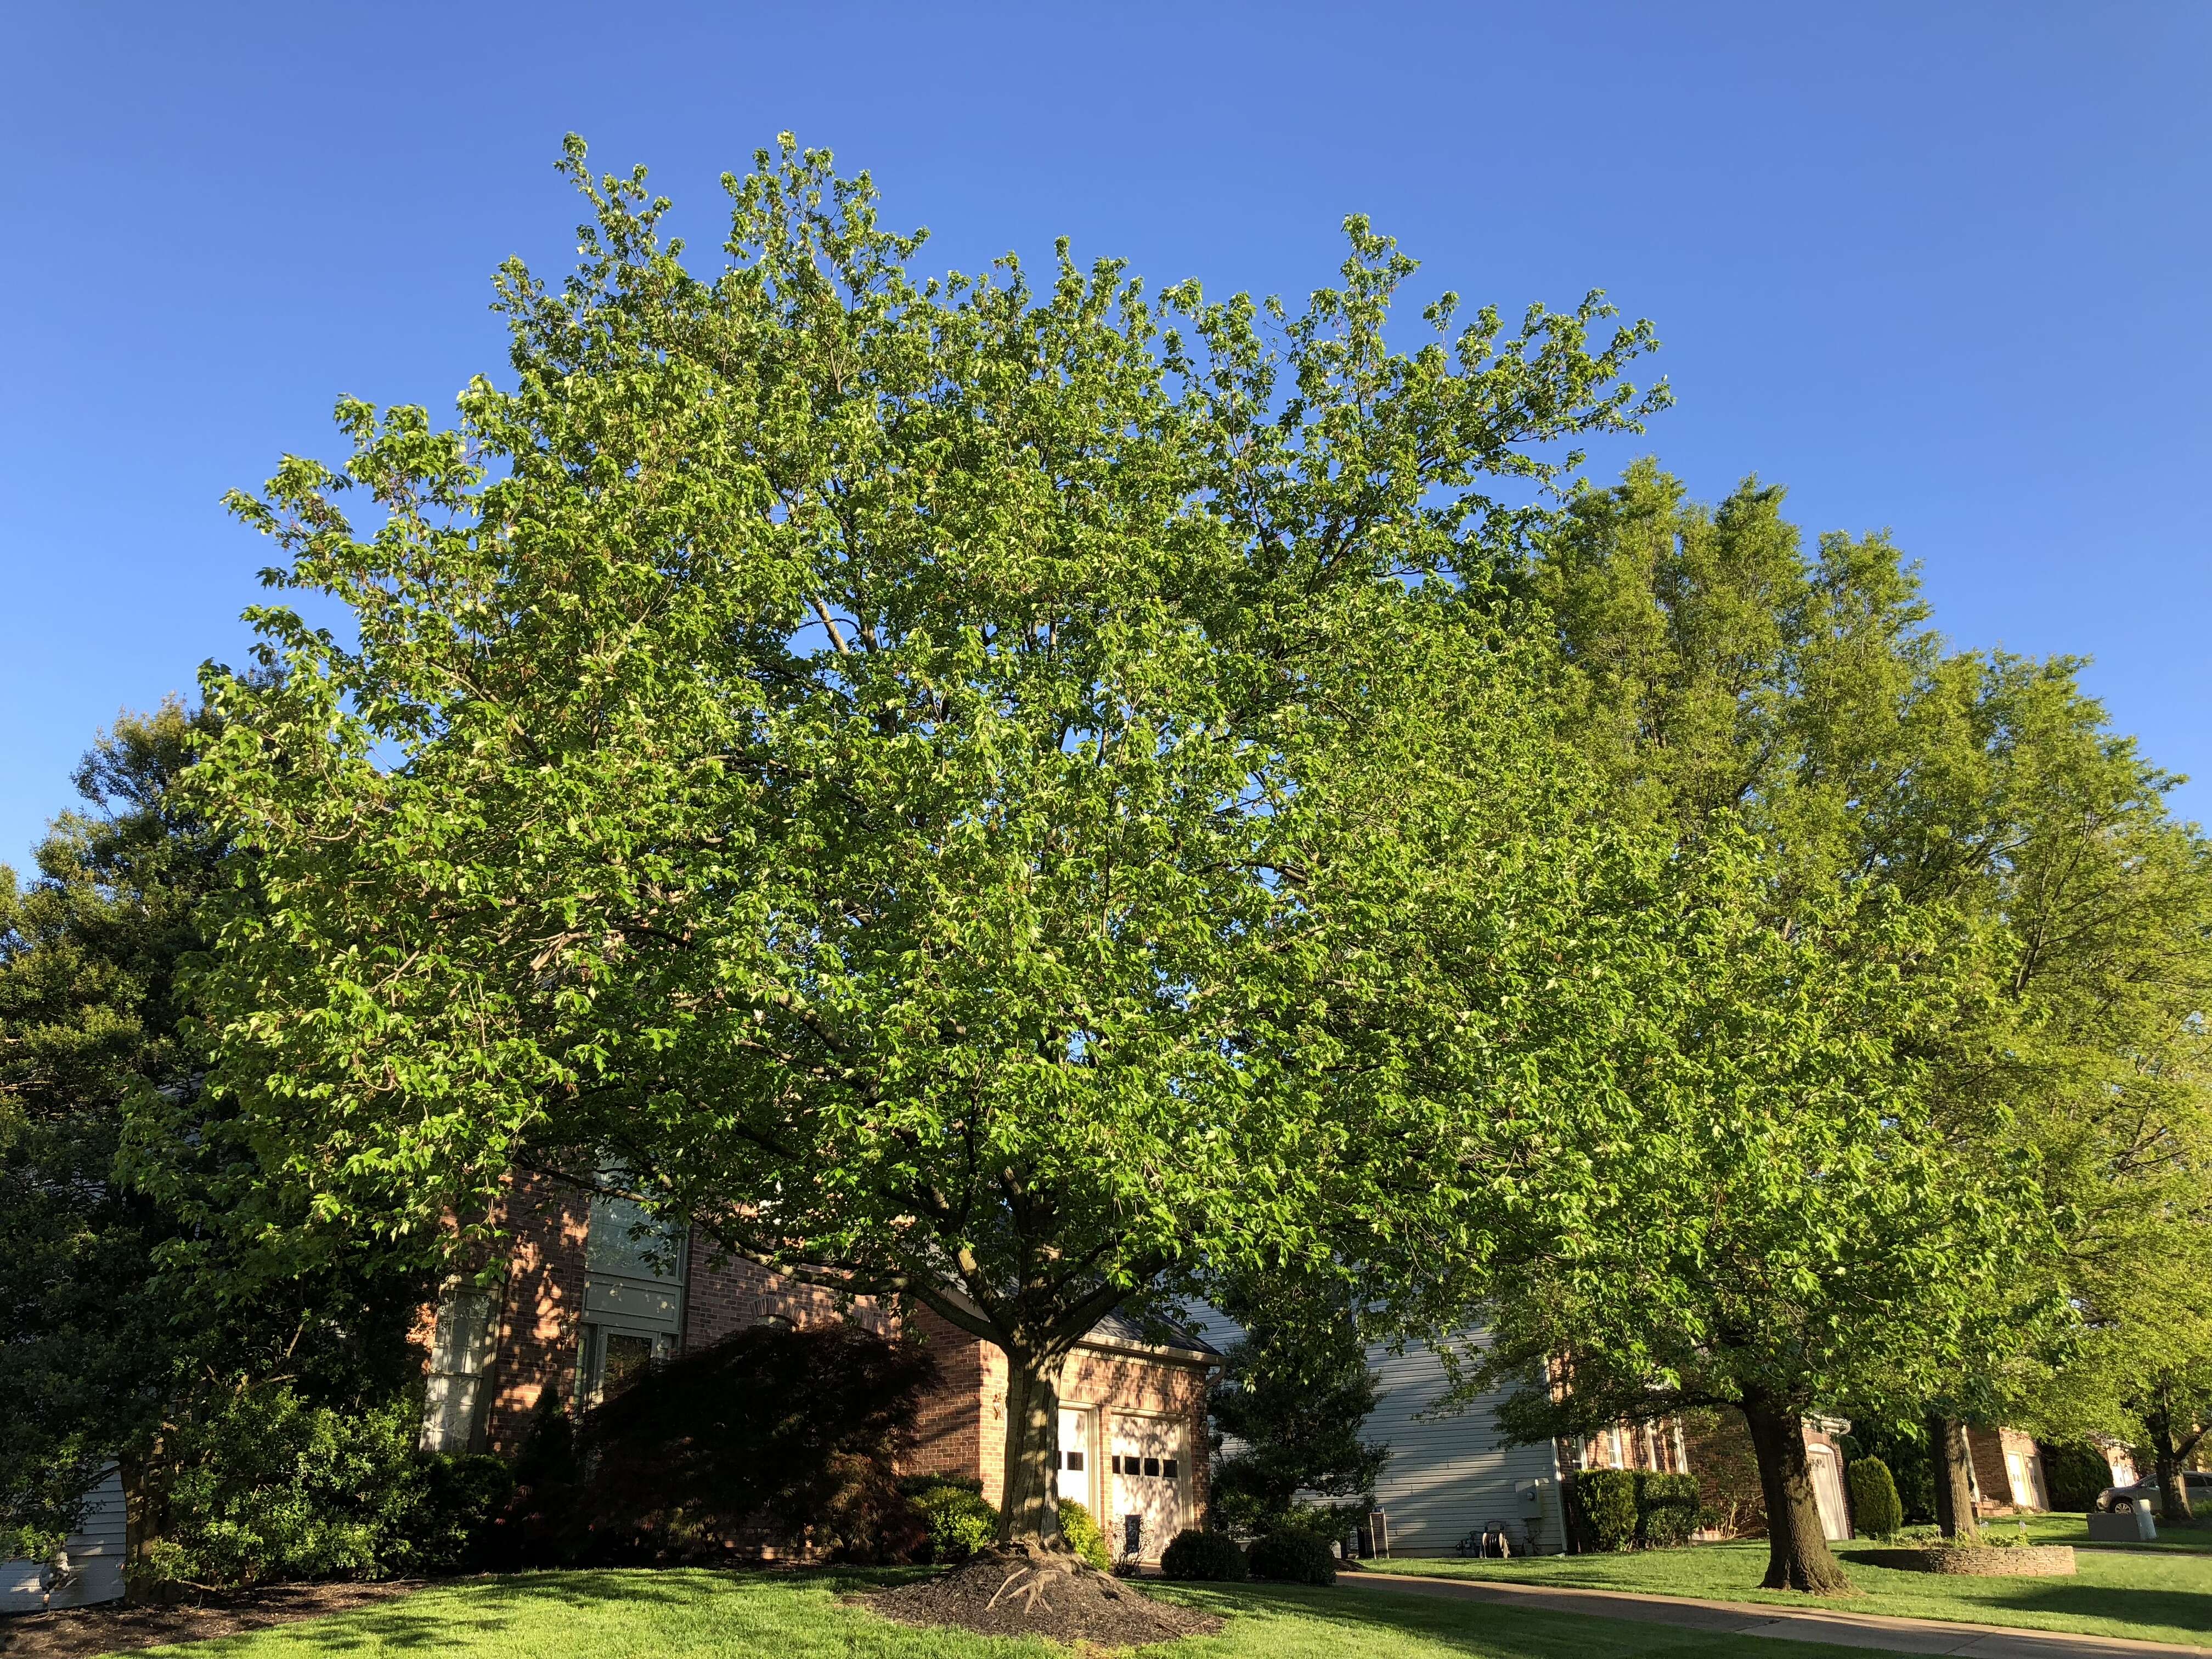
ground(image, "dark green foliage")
xmin=1160 ymin=1528 xmax=1249 ymax=1581
xmin=1 ymin=704 xmax=431 ymax=1559
xmin=1575 ymin=1469 xmax=1641 ymax=1551
xmin=530 ymin=1322 xmax=939 ymax=1564
xmin=1837 ymin=1418 xmax=1938 ymax=1524
xmin=1637 ymin=1471 xmax=1701 ymax=1548
xmin=1057 ymin=1499 xmax=1110 ymax=1571
xmin=1847 ymin=1458 xmax=1904 ymax=1539
xmin=413 ymin=1454 xmax=516 ymax=1572
xmin=1207 ymin=1273 xmax=1388 ymax=1538
xmin=509 ymin=1389 xmax=580 ymax=1494
xmin=1246 ymin=1528 xmax=1338 ymax=1584
xmin=2042 ymin=1442 xmax=2118 ymax=1512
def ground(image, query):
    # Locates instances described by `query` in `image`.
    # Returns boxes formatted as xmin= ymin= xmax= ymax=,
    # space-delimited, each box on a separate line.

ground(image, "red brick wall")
xmin=479 ymin=1173 xmax=591 ymax=1453
xmin=901 ymin=1302 xmax=995 ymax=1493
xmin=682 ymin=1248 xmax=894 ymax=1350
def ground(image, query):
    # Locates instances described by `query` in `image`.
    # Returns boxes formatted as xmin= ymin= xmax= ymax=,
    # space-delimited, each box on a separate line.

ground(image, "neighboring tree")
xmin=189 ymin=136 xmax=1667 ymax=1547
xmin=1466 ymin=466 xmax=2056 ymax=1594
xmin=0 ymin=703 xmax=426 ymax=1562
xmin=1206 ymin=1274 xmax=1389 ymax=1535
xmin=1921 ymin=678 xmax=2212 ymax=1528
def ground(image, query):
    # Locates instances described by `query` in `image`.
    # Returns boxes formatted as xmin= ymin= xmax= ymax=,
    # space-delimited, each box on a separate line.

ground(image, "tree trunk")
xmin=998 ymin=1346 xmax=1065 ymax=1548
xmin=1740 ymin=1390 xmax=1853 ymax=1595
xmin=1927 ymin=1413 xmax=1979 ymax=1541
xmin=2146 ymin=1400 xmax=2196 ymax=1525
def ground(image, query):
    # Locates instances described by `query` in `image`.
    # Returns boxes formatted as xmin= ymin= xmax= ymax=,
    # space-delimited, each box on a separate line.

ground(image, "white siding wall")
xmin=1184 ymin=1304 xmax=1569 ymax=1558
xmin=1365 ymin=1334 xmax=1568 ymax=1556
xmin=2 ymin=1466 xmax=127 ymax=1610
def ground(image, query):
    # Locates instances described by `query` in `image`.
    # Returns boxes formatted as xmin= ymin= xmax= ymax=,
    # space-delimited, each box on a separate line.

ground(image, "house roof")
xmin=1081 ymin=1308 xmax=1222 ymax=1364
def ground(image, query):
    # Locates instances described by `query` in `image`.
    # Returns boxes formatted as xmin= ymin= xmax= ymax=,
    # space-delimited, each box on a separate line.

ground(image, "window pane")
xmin=602 ymin=1333 xmax=654 ymax=1398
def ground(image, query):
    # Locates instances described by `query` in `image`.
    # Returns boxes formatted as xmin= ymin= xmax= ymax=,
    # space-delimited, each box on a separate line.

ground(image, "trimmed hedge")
xmin=1576 ymin=1468 xmax=1640 ymax=1551
xmin=1637 ymin=1471 xmax=1700 ymax=1548
xmin=1848 ymin=1457 xmax=1904 ymax=1540
xmin=1574 ymin=1466 xmax=1701 ymax=1552
xmin=1160 ymin=1528 xmax=1249 ymax=1581
xmin=2042 ymin=1442 xmax=2115 ymax=1513
xmin=1248 ymin=1528 xmax=1336 ymax=1585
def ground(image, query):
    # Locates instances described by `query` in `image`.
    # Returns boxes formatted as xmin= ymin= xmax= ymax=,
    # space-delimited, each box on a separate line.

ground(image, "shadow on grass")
xmin=1146 ymin=1581 xmax=1876 ymax=1659
xmin=136 ymin=1567 xmax=939 ymax=1656
xmin=1828 ymin=1554 xmax=2212 ymax=1641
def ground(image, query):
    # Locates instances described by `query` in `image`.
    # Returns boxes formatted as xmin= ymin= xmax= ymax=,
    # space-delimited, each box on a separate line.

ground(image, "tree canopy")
xmin=190 ymin=135 xmax=1668 ymax=1544
xmin=1466 ymin=465 xmax=2056 ymax=1592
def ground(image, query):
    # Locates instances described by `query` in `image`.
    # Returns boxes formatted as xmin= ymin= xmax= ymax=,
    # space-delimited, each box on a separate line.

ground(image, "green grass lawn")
xmin=1364 ymin=1537 xmax=2212 ymax=1648
xmin=110 ymin=1567 xmax=1882 ymax=1659
xmin=2008 ymin=1509 xmax=2212 ymax=1554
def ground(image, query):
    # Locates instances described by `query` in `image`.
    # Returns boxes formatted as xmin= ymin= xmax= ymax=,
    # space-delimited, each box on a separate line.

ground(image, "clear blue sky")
xmin=4 ymin=1 xmax=2207 ymax=865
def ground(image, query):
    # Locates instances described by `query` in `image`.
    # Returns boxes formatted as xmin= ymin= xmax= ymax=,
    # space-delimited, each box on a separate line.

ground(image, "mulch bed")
xmin=867 ymin=1547 xmax=1222 ymax=1647
xmin=1850 ymin=1544 xmax=2077 ymax=1577
xmin=0 ymin=1580 xmax=424 ymax=1658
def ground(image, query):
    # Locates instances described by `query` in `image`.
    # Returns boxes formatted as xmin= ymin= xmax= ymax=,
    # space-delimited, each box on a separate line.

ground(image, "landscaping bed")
xmin=0 ymin=1579 xmax=422 ymax=1659
xmin=866 ymin=1543 xmax=1221 ymax=1645
xmin=1849 ymin=1544 xmax=2075 ymax=1577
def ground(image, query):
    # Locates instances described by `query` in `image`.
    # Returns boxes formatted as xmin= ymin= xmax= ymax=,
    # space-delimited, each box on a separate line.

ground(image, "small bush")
xmin=911 ymin=1482 xmax=998 ymax=1564
xmin=1635 ymin=1471 xmax=1700 ymax=1548
xmin=1057 ymin=1498 xmax=1110 ymax=1571
xmin=1160 ymin=1528 xmax=1249 ymax=1581
xmin=1848 ymin=1457 xmax=1904 ymax=1540
xmin=1575 ymin=1468 xmax=1640 ymax=1552
xmin=413 ymin=1454 xmax=515 ymax=1572
xmin=1247 ymin=1528 xmax=1336 ymax=1585
xmin=2041 ymin=1442 xmax=2114 ymax=1513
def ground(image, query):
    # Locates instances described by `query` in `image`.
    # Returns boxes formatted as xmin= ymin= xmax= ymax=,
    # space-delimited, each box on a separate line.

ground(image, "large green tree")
xmin=1904 ymin=661 xmax=2212 ymax=1525
xmin=189 ymin=137 xmax=1667 ymax=1547
xmin=1465 ymin=465 xmax=2053 ymax=1594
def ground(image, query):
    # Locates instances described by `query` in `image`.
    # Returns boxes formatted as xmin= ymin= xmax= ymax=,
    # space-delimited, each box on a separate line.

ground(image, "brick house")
xmin=415 ymin=1175 xmax=1219 ymax=1562
xmin=1963 ymin=1425 xmax=2051 ymax=1514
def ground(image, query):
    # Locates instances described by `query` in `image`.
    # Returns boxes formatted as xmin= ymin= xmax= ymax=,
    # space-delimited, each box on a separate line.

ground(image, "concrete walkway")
xmin=1339 ymin=1569 xmax=2212 ymax=1658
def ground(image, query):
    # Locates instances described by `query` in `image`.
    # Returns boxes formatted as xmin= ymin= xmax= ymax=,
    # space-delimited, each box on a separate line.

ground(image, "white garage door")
xmin=1110 ymin=1414 xmax=1188 ymax=1562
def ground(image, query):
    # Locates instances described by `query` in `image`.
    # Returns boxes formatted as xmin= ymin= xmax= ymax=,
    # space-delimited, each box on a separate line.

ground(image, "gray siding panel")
xmin=1365 ymin=1332 xmax=1567 ymax=1556
xmin=2 ymin=1466 xmax=127 ymax=1610
xmin=1181 ymin=1304 xmax=1568 ymax=1558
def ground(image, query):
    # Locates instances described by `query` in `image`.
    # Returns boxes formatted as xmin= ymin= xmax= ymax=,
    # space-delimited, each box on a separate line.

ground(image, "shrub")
xmin=136 ymin=1384 xmax=427 ymax=1589
xmin=2042 ymin=1442 xmax=2114 ymax=1513
xmin=539 ymin=1322 xmax=940 ymax=1565
xmin=1635 ymin=1471 xmax=1700 ymax=1548
xmin=1575 ymin=1468 xmax=1640 ymax=1552
xmin=413 ymin=1454 xmax=515 ymax=1572
xmin=1848 ymin=1457 xmax=1904 ymax=1540
xmin=1161 ymin=1527 xmax=1249 ymax=1581
xmin=1247 ymin=1528 xmax=1336 ymax=1585
xmin=1057 ymin=1498 xmax=1109 ymax=1571
xmin=910 ymin=1482 xmax=998 ymax=1564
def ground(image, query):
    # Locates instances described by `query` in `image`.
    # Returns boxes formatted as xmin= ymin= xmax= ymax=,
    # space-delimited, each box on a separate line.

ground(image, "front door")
xmin=1110 ymin=1414 xmax=1187 ymax=1562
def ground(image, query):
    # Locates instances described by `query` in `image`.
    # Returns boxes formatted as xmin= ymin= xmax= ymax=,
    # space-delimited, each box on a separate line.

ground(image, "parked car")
xmin=2094 ymin=1471 xmax=2212 ymax=1513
